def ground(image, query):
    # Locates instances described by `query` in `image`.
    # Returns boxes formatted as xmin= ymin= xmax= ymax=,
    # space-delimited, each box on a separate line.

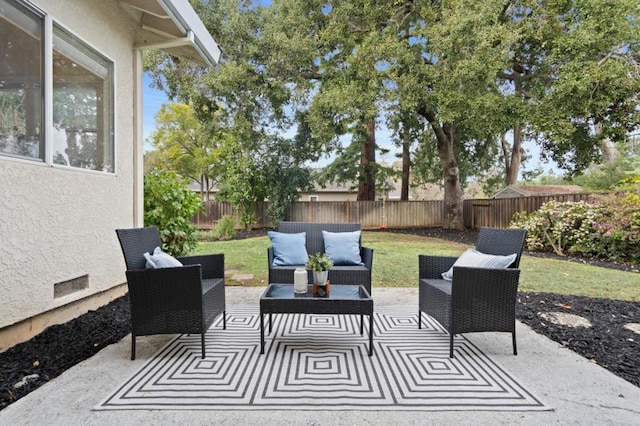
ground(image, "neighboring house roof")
xmin=493 ymin=184 xmax=584 ymax=199
xmin=119 ymin=0 xmax=222 ymax=66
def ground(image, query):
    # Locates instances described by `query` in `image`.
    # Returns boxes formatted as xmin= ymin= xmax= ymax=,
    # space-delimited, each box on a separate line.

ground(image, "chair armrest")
xmin=361 ymin=246 xmax=373 ymax=270
xmin=449 ymin=266 xmax=521 ymax=333
xmin=267 ymin=247 xmax=275 ymax=268
xmin=451 ymin=267 xmax=521 ymax=298
xmin=418 ymin=254 xmax=458 ymax=279
xmin=178 ymin=253 xmax=224 ymax=280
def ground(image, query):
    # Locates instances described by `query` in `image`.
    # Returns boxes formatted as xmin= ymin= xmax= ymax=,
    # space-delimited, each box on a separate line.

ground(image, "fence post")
xmin=381 ymin=198 xmax=387 ymax=229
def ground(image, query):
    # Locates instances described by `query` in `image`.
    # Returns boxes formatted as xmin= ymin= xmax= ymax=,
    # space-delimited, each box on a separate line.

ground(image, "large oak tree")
xmin=146 ymin=0 xmax=639 ymax=228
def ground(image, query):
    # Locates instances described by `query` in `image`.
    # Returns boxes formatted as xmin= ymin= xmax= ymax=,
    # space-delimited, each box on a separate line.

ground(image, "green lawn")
xmin=194 ymin=231 xmax=640 ymax=301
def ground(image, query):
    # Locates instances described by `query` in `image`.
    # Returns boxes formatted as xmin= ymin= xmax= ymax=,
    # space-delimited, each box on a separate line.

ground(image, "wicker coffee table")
xmin=259 ymin=283 xmax=374 ymax=356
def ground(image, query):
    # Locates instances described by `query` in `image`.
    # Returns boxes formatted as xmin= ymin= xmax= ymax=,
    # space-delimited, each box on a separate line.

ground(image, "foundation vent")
xmin=54 ymin=275 xmax=89 ymax=298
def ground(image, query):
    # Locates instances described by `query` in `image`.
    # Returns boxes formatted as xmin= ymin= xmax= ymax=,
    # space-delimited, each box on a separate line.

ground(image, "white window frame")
xmin=0 ymin=0 xmax=116 ymax=174
xmin=309 ymin=195 xmax=319 ymax=202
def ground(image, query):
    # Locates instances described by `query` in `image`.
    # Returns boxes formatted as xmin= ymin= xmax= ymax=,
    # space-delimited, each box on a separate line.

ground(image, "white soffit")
xmin=119 ymin=0 xmax=221 ymax=66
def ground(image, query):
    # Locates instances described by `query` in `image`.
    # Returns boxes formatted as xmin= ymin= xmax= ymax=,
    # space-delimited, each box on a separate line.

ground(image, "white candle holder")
xmin=294 ymin=268 xmax=307 ymax=294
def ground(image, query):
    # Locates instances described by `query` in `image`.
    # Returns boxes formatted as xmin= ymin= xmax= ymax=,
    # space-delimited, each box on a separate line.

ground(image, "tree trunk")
xmin=594 ymin=122 xmax=618 ymax=164
xmin=401 ymin=130 xmax=410 ymax=201
xmin=504 ymin=122 xmax=523 ymax=186
xmin=200 ymin=174 xmax=207 ymax=202
xmin=420 ymin=108 xmax=464 ymax=229
xmin=357 ymin=120 xmax=377 ymax=201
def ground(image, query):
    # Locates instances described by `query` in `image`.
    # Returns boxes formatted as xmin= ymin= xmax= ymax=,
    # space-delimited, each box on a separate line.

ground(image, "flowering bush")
xmin=590 ymin=192 xmax=640 ymax=263
xmin=511 ymin=200 xmax=602 ymax=256
xmin=511 ymin=195 xmax=640 ymax=264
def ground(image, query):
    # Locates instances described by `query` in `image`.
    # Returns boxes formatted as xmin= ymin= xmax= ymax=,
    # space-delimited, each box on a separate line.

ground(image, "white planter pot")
xmin=313 ymin=270 xmax=328 ymax=286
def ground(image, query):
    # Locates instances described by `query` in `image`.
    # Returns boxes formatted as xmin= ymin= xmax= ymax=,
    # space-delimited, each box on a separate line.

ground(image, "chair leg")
xmin=449 ymin=334 xmax=454 ymax=358
xmin=512 ymin=330 xmax=517 ymax=355
xmin=418 ymin=310 xmax=422 ymax=329
xmin=223 ymin=310 xmax=226 ymax=330
xmin=201 ymin=333 xmax=206 ymax=358
xmin=131 ymin=335 xmax=136 ymax=360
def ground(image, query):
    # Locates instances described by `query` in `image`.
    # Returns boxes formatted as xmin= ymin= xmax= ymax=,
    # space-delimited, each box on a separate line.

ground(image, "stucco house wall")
xmin=297 ymin=192 xmax=359 ymax=202
xmin=0 ymin=0 xmax=137 ymax=335
xmin=0 ymin=0 xmax=220 ymax=350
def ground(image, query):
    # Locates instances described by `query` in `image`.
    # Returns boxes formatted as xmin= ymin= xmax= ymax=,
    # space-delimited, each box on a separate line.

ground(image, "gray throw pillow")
xmin=441 ymin=248 xmax=517 ymax=281
xmin=143 ymin=246 xmax=183 ymax=269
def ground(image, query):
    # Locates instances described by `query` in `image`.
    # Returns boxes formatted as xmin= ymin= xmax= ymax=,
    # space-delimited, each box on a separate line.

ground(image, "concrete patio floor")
xmin=1 ymin=287 xmax=639 ymax=425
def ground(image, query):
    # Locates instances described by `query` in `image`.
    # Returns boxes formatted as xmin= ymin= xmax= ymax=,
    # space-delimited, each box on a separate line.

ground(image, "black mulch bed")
xmin=1 ymin=227 xmax=638 ymax=412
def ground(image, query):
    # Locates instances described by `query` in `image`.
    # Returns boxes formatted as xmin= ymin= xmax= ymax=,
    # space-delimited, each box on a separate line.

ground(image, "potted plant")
xmin=306 ymin=252 xmax=333 ymax=285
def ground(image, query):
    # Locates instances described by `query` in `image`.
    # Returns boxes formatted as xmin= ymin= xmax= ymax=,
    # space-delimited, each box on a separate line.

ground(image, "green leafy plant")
xmin=511 ymin=194 xmax=640 ymax=264
xmin=511 ymin=200 xmax=602 ymax=256
xmin=590 ymin=192 xmax=640 ymax=263
xmin=144 ymin=169 xmax=203 ymax=256
xmin=212 ymin=215 xmax=237 ymax=241
xmin=305 ymin=252 xmax=334 ymax=271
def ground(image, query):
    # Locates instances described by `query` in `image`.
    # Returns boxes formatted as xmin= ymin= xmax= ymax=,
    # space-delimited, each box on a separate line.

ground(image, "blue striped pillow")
xmin=441 ymin=249 xmax=517 ymax=281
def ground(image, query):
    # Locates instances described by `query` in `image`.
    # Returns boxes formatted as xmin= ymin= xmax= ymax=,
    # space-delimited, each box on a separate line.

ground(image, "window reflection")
xmin=53 ymin=25 xmax=114 ymax=172
xmin=0 ymin=0 xmax=42 ymax=161
xmin=0 ymin=0 xmax=114 ymax=173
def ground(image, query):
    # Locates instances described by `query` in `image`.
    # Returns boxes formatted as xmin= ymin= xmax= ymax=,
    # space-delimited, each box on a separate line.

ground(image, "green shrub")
xmin=510 ymin=200 xmax=602 ymax=256
xmin=195 ymin=229 xmax=216 ymax=241
xmin=144 ymin=170 xmax=203 ymax=256
xmin=212 ymin=215 xmax=237 ymax=241
xmin=511 ymin=195 xmax=640 ymax=264
xmin=591 ymin=192 xmax=640 ymax=263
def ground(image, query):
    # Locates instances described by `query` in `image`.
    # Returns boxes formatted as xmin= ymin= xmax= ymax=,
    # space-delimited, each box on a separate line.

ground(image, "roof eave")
xmin=120 ymin=0 xmax=221 ymax=66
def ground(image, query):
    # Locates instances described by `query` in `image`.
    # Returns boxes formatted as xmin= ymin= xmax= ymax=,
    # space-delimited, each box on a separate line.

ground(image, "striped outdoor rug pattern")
xmin=96 ymin=305 xmax=549 ymax=411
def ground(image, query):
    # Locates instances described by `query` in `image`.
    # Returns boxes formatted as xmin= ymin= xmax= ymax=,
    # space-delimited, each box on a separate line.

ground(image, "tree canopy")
xmin=144 ymin=0 xmax=640 ymax=229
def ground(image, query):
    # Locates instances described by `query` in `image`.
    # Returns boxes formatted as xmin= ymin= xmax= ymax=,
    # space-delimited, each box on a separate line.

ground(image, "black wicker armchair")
xmin=116 ymin=227 xmax=226 ymax=360
xmin=418 ymin=227 xmax=526 ymax=358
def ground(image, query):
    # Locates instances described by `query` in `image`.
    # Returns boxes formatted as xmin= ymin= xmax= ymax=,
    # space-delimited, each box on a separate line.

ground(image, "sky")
xmin=142 ymin=73 xmax=167 ymax=152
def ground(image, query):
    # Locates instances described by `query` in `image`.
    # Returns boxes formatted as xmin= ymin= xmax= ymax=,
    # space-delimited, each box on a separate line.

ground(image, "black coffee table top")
xmin=262 ymin=283 xmax=369 ymax=300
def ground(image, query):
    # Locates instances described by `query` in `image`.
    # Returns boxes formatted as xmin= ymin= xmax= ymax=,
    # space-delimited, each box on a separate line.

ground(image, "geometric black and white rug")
xmin=96 ymin=306 xmax=550 ymax=411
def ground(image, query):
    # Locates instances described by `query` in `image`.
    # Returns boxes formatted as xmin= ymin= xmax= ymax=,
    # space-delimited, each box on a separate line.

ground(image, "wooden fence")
xmin=193 ymin=193 xmax=601 ymax=230
xmin=194 ymin=200 xmax=444 ymax=229
xmin=462 ymin=193 xmax=599 ymax=229
xmin=192 ymin=201 xmax=271 ymax=229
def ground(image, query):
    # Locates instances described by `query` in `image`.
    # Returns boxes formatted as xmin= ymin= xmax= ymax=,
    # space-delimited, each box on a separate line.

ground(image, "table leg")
xmin=269 ymin=313 xmax=273 ymax=334
xmin=368 ymin=313 xmax=373 ymax=356
xmin=260 ymin=312 xmax=265 ymax=355
xmin=360 ymin=314 xmax=363 ymax=335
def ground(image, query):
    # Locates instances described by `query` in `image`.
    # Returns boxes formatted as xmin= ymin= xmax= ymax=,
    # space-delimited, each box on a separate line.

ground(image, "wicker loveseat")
xmin=116 ymin=227 xmax=226 ymax=360
xmin=267 ymin=222 xmax=373 ymax=293
xmin=418 ymin=227 xmax=526 ymax=358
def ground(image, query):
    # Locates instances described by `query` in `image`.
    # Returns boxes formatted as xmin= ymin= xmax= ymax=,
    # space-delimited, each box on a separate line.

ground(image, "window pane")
xmin=0 ymin=0 xmax=43 ymax=161
xmin=53 ymin=25 xmax=114 ymax=172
